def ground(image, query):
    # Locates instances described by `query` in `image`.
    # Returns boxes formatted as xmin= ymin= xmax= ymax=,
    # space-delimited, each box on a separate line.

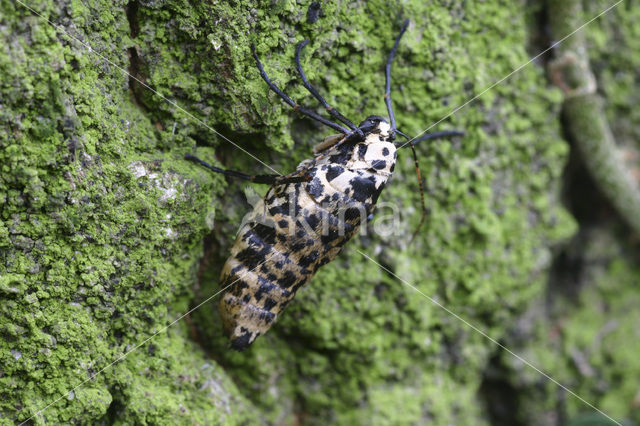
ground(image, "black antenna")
xmin=295 ymin=40 xmax=360 ymax=133
xmin=396 ymin=130 xmax=466 ymax=148
xmin=251 ymin=44 xmax=351 ymax=135
xmin=385 ymin=19 xmax=410 ymax=137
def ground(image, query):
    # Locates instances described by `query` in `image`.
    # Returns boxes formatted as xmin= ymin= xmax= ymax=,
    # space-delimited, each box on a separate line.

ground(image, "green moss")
xmin=491 ymin=2 xmax=640 ymax=424
xmin=1 ymin=0 xmax=576 ymax=424
xmin=497 ymin=227 xmax=640 ymax=425
xmin=0 ymin=0 xmax=249 ymax=423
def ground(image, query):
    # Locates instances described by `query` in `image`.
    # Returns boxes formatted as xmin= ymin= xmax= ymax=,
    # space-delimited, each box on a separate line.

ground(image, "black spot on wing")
xmin=293 ymin=217 xmax=319 ymax=239
xmin=229 ymin=279 xmax=249 ymax=297
xmin=328 ymin=142 xmax=354 ymax=165
xmin=252 ymin=277 xmax=272 ymax=301
xmin=326 ymin=165 xmax=344 ymax=181
xmin=382 ymin=147 xmax=389 ymax=156
xmin=319 ymin=226 xmax=347 ymax=246
xmin=372 ymin=160 xmax=386 ymax=170
xmin=317 ymin=194 xmax=331 ymax=204
xmin=305 ymin=214 xmax=320 ymax=231
xmin=317 ymin=256 xmax=331 ymax=268
xmin=267 ymin=185 xmax=302 ymax=217
xmin=247 ymin=223 xmax=277 ymax=246
xmin=296 ymin=228 xmax=306 ymax=239
xmin=308 ymin=177 xmax=325 ymax=198
xmin=299 ymin=250 xmax=319 ymax=268
xmin=291 ymin=239 xmax=308 ymax=252
xmin=236 ymin=280 xmax=249 ymax=291
xmin=344 ymin=206 xmax=364 ymax=221
xmin=268 ymin=202 xmax=288 ymax=217
xmin=349 ymin=175 xmax=377 ymax=202
xmin=372 ymin=181 xmax=386 ymax=204
xmin=328 ymin=151 xmax=350 ymax=165
xmin=259 ymin=264 xmax=270 ymax=275
xmin=263 ymin=297 xmax=278 ymax=311
xmin=279 ymin=270 xmax=298 ymax=288
xmin=260 ymin=276 xmax=292 ymax=300
xmin=258 ymin=310 xmax=275 ymax=322
xmin=357 ymin=144 xmax=367 ymax=160
xmin=235 ymin=245 xmax=270 ymax=270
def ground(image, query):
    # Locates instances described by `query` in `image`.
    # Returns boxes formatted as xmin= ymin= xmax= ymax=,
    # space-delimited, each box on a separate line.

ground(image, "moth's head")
xmin=358 ymin=115 xmax=392 ymax=138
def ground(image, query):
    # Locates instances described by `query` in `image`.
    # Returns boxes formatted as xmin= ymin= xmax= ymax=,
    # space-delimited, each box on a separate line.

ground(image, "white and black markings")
xmin=186 ymin=19 xmax=463 ymax=350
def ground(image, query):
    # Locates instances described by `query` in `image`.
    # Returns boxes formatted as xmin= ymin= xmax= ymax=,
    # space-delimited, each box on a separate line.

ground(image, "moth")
xmin=187 ymin=19 xmax=462 ymax=350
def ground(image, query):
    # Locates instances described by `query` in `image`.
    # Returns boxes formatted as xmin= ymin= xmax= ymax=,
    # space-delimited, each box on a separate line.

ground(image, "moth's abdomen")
xmin=218 ymin=187 xmax=354 ymax=350
xmin=219 ymin=222 xmax=297 ymax=350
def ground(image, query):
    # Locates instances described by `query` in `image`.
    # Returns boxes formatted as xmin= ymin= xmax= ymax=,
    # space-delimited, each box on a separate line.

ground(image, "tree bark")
xmin=6 ymin=0 xmax=635 ymax=424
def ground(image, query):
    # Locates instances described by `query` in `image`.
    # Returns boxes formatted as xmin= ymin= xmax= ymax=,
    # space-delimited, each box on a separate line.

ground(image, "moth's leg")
xmin=312 ymin=128 xmax=374 ymax=163
xmin=295 ymin=40 xmax=362 ymax=139
xmin=385 ymin=19 xmax=410 ymax=136
xmin=251 ymin=44 xmax=351 ymax=136
xmin=274 ymin=170 xmax=313 ymax=185
xmin=185 ymin=154 xmax=308 ymax=185
xmin=312 ymin=133 xmax=344 ymax=154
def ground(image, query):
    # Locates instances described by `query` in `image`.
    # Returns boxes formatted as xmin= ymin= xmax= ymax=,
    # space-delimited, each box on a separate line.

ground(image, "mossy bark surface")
xmin=0 ymin=0 xmax=589 ymax=424
xmin=483 ymin=2 xmax=640 ymax=425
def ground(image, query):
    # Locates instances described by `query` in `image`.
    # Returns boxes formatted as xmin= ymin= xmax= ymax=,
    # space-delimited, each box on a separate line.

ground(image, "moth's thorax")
xmin=351 ymin=121 xmax=397 ymax=176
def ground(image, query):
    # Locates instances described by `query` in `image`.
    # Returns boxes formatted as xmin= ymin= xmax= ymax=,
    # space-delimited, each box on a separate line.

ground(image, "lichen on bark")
xmin=1 ymin=0 xmax=579 ymax=424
